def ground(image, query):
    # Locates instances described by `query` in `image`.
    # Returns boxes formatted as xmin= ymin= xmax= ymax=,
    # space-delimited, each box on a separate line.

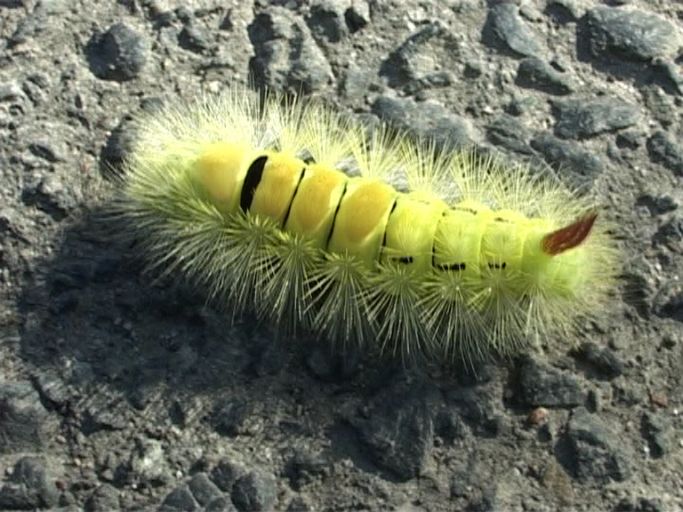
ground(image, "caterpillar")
xmin=117 ymin=87 xmax=618 ymax=364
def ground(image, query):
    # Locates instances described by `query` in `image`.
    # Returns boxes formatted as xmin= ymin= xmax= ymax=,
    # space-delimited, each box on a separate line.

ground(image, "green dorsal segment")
xmin=381 ymin=193 xmax=448 ymax=272
xmin=433 ymin=206 xmax=489 ymax=277
xmin=480 ymin=209 xmax=528 ymax=273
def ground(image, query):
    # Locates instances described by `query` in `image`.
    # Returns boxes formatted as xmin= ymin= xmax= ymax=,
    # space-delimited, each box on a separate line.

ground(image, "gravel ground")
xmin=1 ymin=1 xmax=682 ymax=511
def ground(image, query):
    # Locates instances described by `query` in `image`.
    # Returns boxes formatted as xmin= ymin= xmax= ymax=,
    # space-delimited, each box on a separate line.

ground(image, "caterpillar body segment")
xmin=120 ymin=89 xmax=618 ymax=362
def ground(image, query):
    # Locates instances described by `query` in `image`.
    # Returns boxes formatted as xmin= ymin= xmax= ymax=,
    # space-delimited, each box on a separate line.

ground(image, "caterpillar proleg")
xmin=118 ymin=88 xmax=618 ymax=363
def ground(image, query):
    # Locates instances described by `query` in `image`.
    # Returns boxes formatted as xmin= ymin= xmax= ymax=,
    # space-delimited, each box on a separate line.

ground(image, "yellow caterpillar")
xmin=119 ymin=88 xmax=618 ymax=362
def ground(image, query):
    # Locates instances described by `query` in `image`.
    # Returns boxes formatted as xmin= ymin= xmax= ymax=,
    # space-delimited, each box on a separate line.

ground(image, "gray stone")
xmin=654 ymin=214 xmax=683 ymax=247
xmin=447 ymin=386 xmax=505 ymax=437
xmin=647 ymin=131 xmax=683 ymax=176
xmin=576 ymin=342 xmax=624 ymax=380
xmin=33 ymin=371 xmax=70 ymax=410
xmin=340 ymin=65 xmax=374 ymax=100
xmin=175 ymin=6 xmax=193 ymax=23
xmin=178 ymin=24 xmax=212 ymax=52
xmin=87 ymin=23 xmax=148 ymax=81
xmin=205 ymin=496 xmax=238 ymax=512
xmin=530 ymin=133 xmax=604 ymax=184
xmin=159 ymin=485 xmax=199 ymax=512
xmin=585 ymin=6 xmax=681 ymax=62
xmin=188 ymin=472 xmax=223 ymax=506
xmin=284 ymin=449 xmax=331 ymax=490
xmin=84 ymin=484 xmax=120 ymax=512
xmin=28 ymin=139 xmax=63 ymax=162
xmin=486 ymin=114 xmax=533 ymax=154
xmin=26 ymin=172 xmax=80 ymax=219
xmin=507 ymin=95 xmax=538 ymax=116
xmin=0 ymin=457 xmax=60 ymax=509
xmin=0 ymin=208 xmax=26 ymax=239
xmin=306 ymin=0 xmax=348 ymax=43
xmin=345 ymin=0 xmax=370 ymax=32
xmin=486 ymin=3 xmax=545 ymax=58
xmin=660 ymin=333 xmax=679 ymax=351
xmin=435 ymin=408 xmax=469 ymax=444
xmin=463 ymin=59 xmax=483 ymax=78
xmin=286 ymin=496 xmax=314 ymax=512
xmin=231 ymin=470 xmax=277 ymax=512
xmin=642 ymin=87 xmax=677 ymax=127
xmin=449 ymin=453 xmax=500 ymax=511
xmin=379 ymin=22 xmax=446 ymax=88
xmin=614 ymin=497 xmax=665 ymax=512
xmin=211 ymin=398 xmax=250 ymax=436
xmin=100 ymin=117 xmax=137 ymax=177
xmin=0 ymin=380 xmax=53 ymax=453
xmin=650 ymin=274 xmax=683 ymax=322
xmin=128 ymin=438 xmax=169 ymax=486
xmin=0 ymin=81 xmax=24 ymax=101
xmin=372 ymin=95 xmax=472 ymax=148
xmin=21 ymin=73 xmax=50 ymax=105
xmin=516 ymin=57 xmax=574 ymax=95
xmin=210 ymin=460 xmax=246 ymax=493
xmin=553 ymin=98 xmax=640 ymax=139
xmin=561 ymin=407 xmax=631 ymax=482
xmin=81 ymin=404 xmax=127 ymax=434
xmin=636 ymin=193 xmax=679 ymax=215
xmin=652 ymin=59 xmax=683 ymax=96
xmin=615 ymin=130 xmax=644 ymax=150
xmin=641 ymin=412 xmax=674 ymax=458
xmin=518 ymin=357 xmax=584 ymax=408
xmin=546 ymin=0 xmax=585 ymax=22
xmin=150 ymin=5 xmax=176 ymax=27
xmin=8 ymin=1 xmax=65 ymax=47
xmin=354 ymin=380 xmax=438 ymax=480
xmin=248 ymin=7 xmax=333 ymax=93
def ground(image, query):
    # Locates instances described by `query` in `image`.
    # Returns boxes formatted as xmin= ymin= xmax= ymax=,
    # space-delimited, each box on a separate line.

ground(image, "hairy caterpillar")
xmin=117 ymin=87 xmax=618 ymax=363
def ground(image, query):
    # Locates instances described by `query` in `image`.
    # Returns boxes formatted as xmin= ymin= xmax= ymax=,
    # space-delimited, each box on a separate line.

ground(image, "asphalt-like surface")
xmin=0 ymin=1 xmax=681 ymax=511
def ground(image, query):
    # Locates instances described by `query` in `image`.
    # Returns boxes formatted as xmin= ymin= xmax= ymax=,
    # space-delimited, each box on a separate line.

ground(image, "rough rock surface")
xmin=585 ymin=6 xmax=681 ymax=62
xmin=0 ymin=457 xmax=60 ymax=510
xmin=553 ymin=97 xmax=641 ymax=139
xmin=560 ymin=407 xmax=633 ymax=484
xmin=0 ymin=1 xmax=681 ymax=510
xmin=0 ymin=381 xmax=55 ymax=453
